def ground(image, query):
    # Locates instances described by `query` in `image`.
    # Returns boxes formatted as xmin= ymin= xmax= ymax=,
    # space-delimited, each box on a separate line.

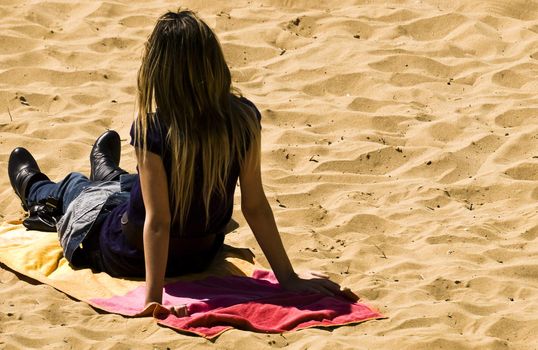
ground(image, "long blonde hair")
xmin=135 ymin=10 xmax=260 ymax=233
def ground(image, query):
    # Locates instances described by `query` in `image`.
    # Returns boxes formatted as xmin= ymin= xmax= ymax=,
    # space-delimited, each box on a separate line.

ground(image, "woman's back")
xmin=128 ymin=95 xmax=262 ymax=238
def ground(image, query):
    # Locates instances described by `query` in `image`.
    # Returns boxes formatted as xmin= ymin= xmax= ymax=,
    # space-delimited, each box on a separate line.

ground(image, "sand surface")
xmin=1 ymin=0 xmax=538 ymax=349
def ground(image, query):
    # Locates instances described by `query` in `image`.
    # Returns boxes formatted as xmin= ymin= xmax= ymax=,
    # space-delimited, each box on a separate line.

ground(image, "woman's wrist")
xmin=145 ymin=285 xmax=163 ymax=305
xmin=276 ymin=269 xmax=298 ymax=285
xmin=145 ymin=296 xmax=162 ymax=306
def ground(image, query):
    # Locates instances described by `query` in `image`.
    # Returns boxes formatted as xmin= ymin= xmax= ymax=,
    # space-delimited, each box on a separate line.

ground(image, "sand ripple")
xmin=1 ymin=0 xmax=538 ymax=349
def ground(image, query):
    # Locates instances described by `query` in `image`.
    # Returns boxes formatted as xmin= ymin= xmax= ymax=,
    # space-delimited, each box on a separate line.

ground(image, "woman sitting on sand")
xmin=7 ymin=10 xmax=350 ymax=311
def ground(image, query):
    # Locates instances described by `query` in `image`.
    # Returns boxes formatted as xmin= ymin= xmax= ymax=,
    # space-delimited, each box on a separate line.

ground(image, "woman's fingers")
xmin=319 ymin=278 xmax=342 ymax=292
xmin=306 ymin=275 xmax=342 ymax=293
xmin=137 ymin=303 xmax=193 ymax=318
xmin=169 ymin=304 xmax=188 ymax=317
xmin=300 ymin=279 xmax=336 ymax=297
xmin=282 ymin=272 xmax=360 ymax=302
xmin=315 ymin=284 xmax=337 ymax=297
xmin=310 ymin=271 xmax=329 ymax=279
xmin=308 ymin=277 xmax=359 ymax=301
xmin=339 ymin=288 xmax=360 ymax=302
xmin=135 ymin=302 xmax=160 ymax=317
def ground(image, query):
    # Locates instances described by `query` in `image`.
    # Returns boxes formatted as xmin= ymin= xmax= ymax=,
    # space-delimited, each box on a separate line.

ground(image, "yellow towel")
xmin=0 ymin=220 xmax=259 ymax=302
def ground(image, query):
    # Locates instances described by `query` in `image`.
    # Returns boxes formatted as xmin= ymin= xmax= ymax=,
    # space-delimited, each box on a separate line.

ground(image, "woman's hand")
xmin=136 ymin=302 xmax=162 ymax=317
xmin=279 ymin=271 xmax=359 ymax=302
xmin=137 ymin=302 xmax=189 ymax=318
xmin=169 ymin=304 xmax=189 ymax=317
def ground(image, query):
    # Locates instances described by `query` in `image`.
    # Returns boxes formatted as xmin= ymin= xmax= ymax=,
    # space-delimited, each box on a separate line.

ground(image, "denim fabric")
xmin=27 ymin=172 xmax=92 ymax=213
xmin=27 ymin=172 xmax=138 ymax=265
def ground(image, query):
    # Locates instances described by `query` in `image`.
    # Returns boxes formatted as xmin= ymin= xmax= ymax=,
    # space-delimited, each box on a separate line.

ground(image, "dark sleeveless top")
xmin=97 ymin=97 xmax=261 ymax=277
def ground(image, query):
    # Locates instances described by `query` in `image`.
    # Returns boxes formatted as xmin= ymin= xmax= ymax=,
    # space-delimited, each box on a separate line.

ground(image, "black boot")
xmin=90 ymin=130 xmax=128 ymax=182
xmin=8 ymin=147 xmax=50 ymax=211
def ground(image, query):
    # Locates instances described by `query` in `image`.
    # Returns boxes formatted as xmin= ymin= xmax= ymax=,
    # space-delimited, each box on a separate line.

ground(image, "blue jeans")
xmin=27 ymin=172 xmax=93 ymax=214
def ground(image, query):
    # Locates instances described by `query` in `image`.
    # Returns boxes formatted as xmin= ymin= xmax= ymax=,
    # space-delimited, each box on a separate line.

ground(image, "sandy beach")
xmin=1 ymin=0 xmax=538 ymax=348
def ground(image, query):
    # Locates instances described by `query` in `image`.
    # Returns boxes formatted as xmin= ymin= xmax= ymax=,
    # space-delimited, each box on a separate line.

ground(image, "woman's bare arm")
xmin=239 ymin=146 xmax=295 ymax=282
xmin=136 ymin=150 xmax=171 ymax=306
xmin=239 ymin=136 xmax=351 ymax=298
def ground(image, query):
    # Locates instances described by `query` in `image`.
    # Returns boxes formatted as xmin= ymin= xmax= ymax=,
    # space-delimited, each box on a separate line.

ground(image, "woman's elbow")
xmin=241 ymin=199 xmax=269 ymax=218
xmin=144 ymin=215 xmax=171 ymax=234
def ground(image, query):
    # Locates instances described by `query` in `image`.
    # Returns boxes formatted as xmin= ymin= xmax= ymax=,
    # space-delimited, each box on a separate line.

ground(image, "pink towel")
xmin=91 ymin=270 xmax=383 ymax=338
